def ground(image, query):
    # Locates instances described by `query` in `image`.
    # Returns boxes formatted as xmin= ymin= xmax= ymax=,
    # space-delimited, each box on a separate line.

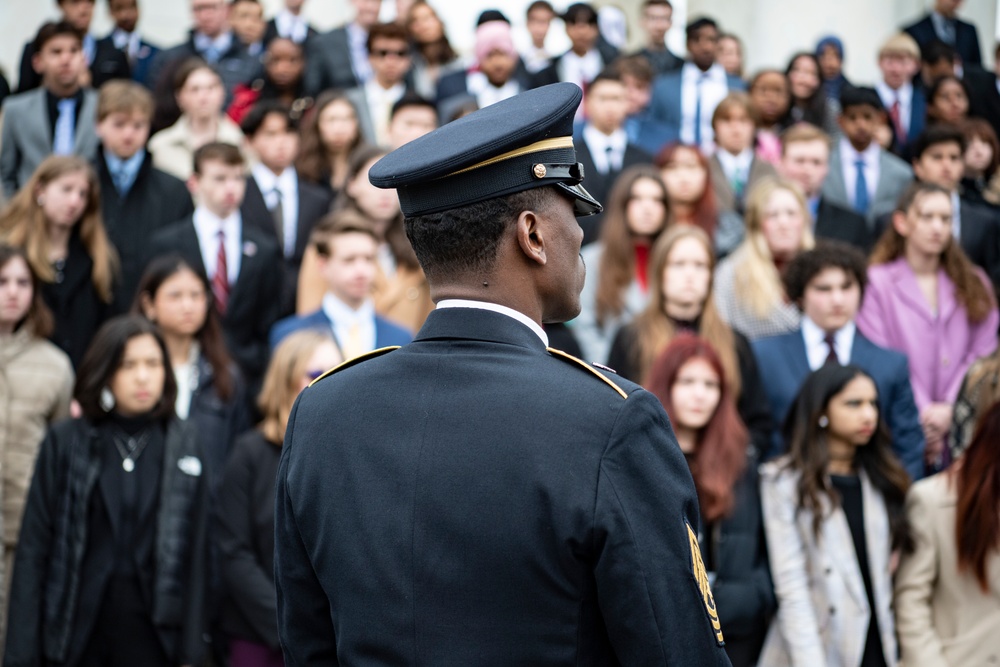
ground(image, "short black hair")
xmin=75 ymin=316 xmax=177 ymax=422
xmin=685 ymin=17 xmax=718 ymax=41
xmin=911 ymin=124 xmax=966 ymax=161
xmin=921 ymin=39 xmax=957 ymax=65
xmin=586 ymin=68 xmax=623 ymax=94
xmin=563 ymin=3 xmax=598 ymax=25
xmin=839 ymin=85 xmax=885 ymax=114
xmin=240 ymin=100 xmax=298 ymax=137
xmin=783 ymin=241 xmax=868 ymax=307
xmin=476 ymin=9 xmax=510 ymax=26
xmin=390 ymin=92 xmax=436 ymax=121
xmin=33 ymin=21 xmax=83 ymax=54
xmin=405 ymin=187 xmax=555 ymax=281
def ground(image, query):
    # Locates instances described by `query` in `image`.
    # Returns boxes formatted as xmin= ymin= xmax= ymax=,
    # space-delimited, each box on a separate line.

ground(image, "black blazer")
xmin=815 ymin=198 xmax=873 ymax=252
xmin=575 ymin=138 xmax=652 ymax=245
xmin=148 ymin=216 xmax=281 ymax=385
xmin=42 ymin=230 xmax=112 ymax=368
xmin=903 ymin=14 xmax=982 ymax=68
xmin=95 ymin=148 xmax=195 ymax=313
xmin=17 ymin=36 xmax=130 ymax=93
xmin=967 ymin=67 xmax=1000 ymax=142
xmin=217 ymin=428 xmax=282 ymax=649
xmin=275 ymin=308 xmax=732 ymax=665
xmin=303 ymin=26 xmax=358 ymax=97
xmin=240 ymin=172 xmax=332 ymax=315
xmin=263 ymin=18 xmax=318 ymax=46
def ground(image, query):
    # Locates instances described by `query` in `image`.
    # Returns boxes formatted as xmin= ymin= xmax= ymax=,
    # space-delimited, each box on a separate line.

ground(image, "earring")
xmin=818 ymin=415 xmax=829 ymax=428
xmin=36 ymin=196 xmax=45 ymax=206
xmin=99 ymin=387 xmax=115 ymax=413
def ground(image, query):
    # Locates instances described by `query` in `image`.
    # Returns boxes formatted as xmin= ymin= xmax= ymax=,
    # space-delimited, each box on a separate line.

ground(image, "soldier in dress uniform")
xmin=274 ymin=82 xmax=733 ymax=666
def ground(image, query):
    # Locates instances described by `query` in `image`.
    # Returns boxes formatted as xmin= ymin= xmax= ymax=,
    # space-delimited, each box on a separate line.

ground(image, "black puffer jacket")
xmin=4 ymin=417 xmax=209 ymax=667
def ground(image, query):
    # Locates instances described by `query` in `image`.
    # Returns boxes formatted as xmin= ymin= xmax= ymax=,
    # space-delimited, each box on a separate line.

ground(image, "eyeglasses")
xmin=372 ymin=48 xmax=410 ymax=59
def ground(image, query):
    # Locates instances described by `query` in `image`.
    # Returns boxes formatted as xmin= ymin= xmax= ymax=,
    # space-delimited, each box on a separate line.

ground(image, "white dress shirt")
xmin=172 ymin=341 xmax=201 ymax=420
xmin=466 ymin=71 xmax=521 ymax=109
xmin=802 ymin=316 xmax=856 ymax=370
xmin=322 ymin=292 xmax=377 ymax=354
xmin=716 ymin=148 xmax=753 ymax=187
xmin=193 ymin=207 xmax=242 ymax=284
xmin=111 ymin=28 xmax=142 ymax=61
xmin=582 ymin=124 xmax=627 ymax=173
xmin=274 ymin=9 xmax=309 ymax=43
xmin=251 ymin=164 xmax=299 ymax=257
xmin=839 ymin=137 xmax=881 ymax=206
xmin=876 ymin=81 xmax=913 ymax=136
xmin=436 ymin=299 xmax=549 ymax=346
xmin=363 ymin=79 xmax=405 ymax=146
xmin=346 ymin=22 xmax=372 ymax=84
xmin=558 ymin=49 xmax=603 ymax=91
xmin=680 ymin=62 xmax=729 ymax=152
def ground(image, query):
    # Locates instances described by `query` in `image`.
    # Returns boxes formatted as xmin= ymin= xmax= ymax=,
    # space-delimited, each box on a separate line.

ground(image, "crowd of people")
xmin=0 ymin=0 xmax=998 ymax=664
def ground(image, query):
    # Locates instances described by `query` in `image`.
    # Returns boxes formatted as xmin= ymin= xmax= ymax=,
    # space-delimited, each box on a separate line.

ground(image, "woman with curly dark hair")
xmin=759 ymin=363 xmax=911 ymax=667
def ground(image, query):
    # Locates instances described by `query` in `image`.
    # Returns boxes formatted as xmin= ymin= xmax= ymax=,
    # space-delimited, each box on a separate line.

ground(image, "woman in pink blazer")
xmin=857 ymin=183 xmax=998 ymax=472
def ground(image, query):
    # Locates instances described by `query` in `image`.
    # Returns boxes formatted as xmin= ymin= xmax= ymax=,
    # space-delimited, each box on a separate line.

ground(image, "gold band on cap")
xmin=446 ymin=136 xmax=575 ymax=177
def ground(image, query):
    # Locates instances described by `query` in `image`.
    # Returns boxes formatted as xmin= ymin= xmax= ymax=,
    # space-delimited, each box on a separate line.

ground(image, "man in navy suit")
xmin=269 ymin=212 xmax=412 ymax=354
xmin=99 ymin=0 xmax=160 ymax=89
xmin=752 ymin=242 xmax=925 ymax=479
xmin=647 ymin=17 xmax=745 ymax=154
xmin=903 ymin=0 xmax=982 ymax=69
xmin=876 ymin=33 xmax=926 ymax=161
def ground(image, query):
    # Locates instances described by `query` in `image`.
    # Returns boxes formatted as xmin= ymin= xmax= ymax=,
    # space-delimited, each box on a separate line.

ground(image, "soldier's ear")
xmin=516 ymin=209 xmax=547 ymax=267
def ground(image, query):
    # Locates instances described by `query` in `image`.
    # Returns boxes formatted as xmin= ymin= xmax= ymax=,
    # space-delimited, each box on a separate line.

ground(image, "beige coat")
xmin=758 ymin=460 xmax=898 ymax=667
xmin=895 ymin=472 xmax=1000 ymax=667
xmin=148 ymin=114 xmax=246 ymax=182
xmin=0 ymin=329 xmax=73 ymax=635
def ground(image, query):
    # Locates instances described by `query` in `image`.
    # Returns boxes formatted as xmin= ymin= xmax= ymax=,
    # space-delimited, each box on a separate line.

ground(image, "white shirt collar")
xmin=801 ymin=315 xmax=856 ymax=369
xmin=682 ymin=61 xmax=726 ymax=83
xmin=322 ymin=291 xmax=375 ymax=325
xmin=252 ymin=164 xmax=296 ymax=196
xmin=716 ymin=148 xmax=753 ymax=177
xmin=839 ymin=136 xmax=880 ymax=167
xmin=436 ymin=299 xmax=549 ymax=346
xmin=275 ymin=9 xmax=308 ymax=42
xmin=193 ymin=206 xmax=240 ymax=238
xmin=876 ymin=80 xmax=912 ymax=107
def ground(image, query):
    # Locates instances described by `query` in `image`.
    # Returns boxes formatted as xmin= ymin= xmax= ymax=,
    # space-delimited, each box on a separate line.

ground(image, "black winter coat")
xmin=4 ymin=417 xmax=210 ymax=667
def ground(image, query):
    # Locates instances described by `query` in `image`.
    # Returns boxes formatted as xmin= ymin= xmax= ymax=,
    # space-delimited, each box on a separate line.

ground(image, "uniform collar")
xmin=417 ymin=303 xmax=549 ymax=351
xmin=436 ymin=300 xmax=548 ymax=346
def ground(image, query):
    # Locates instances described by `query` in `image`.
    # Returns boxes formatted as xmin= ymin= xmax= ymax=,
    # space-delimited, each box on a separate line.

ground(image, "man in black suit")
xmin=779 ymin=123 xmax=872 ymax=251
xmin=903 ymin=0 xmax=982 ymax=69
xmin=574 ymin=70 xmax=652 ymax=244
xmin=966 ymin=43 xmax=1000 ymax=141
xmin=95 ymin=80 xmax=194 ymax=313
xmin=274 ymin=82 xmax=730 ymax=666
xmin=632 ymin=0 xmax=682 ymax=75
xmin=262 ymin=0 xmax=317 ymax=45
xmin=876 ymin=126 xmax=1000 ymax=288
xmin=531 ymin=3 xmax=619 ymax=89
xmin=17 ymin=0 xmax=130 ymax=93
xmin=303 ymin=0 xmax=380 ymax=96
xmin=240 ymin=102 xmax=331 ymax=316
xmin=149 ymin=142 xmax=281 ymax=387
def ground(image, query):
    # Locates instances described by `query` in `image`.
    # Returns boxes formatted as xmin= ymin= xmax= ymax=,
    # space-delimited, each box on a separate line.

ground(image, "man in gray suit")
xmin=303 ymin=0 xmax=381 ymax=96
xmin=820 ymin=86 xmax=912 ymax=230
xmin=1 ymin=22 xmax=99 ymax=198
xmin=344 ymin=23 xmax=413 ymax=147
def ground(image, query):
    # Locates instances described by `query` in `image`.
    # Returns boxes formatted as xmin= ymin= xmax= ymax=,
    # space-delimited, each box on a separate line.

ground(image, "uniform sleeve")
xmin=894 ymin=486 xmax=949 ymax=667
xmin=274 ymin=399 xmax=340 ymax=666
xmin=759 ymin=467 xmax=827 ymax=666
xmin=593 ymin=389 xmax=731 ymax=666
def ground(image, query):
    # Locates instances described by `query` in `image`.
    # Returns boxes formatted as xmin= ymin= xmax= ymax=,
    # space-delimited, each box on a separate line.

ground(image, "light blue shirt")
xmin=105 ymin=149 xmax=146 ymax=196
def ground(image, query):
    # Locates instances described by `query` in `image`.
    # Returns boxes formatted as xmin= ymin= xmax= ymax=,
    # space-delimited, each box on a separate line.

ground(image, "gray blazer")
xmin=0 ymin=88 xmax=99 ymax=198
xmin=821 ymin=145 xmax=912 ymax=229
xmin=343 ymin=86 xmax=376 ymax=146
xmin=303 ymin=27 xmax=358 ymax=97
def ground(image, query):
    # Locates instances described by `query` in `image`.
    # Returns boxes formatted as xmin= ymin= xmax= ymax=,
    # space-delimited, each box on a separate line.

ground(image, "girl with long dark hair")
xmin=645 ymin=334 xmax=774 ymax=667
xmin=295 ymin=91 xmax=366 ymax=198
xmin=783 ymin=52 xmax=840 ymax=135
xmin=896 ymin=399 xmax=1000 ymax=665
xmin=759 ymin=364 xmax=911 ymax=666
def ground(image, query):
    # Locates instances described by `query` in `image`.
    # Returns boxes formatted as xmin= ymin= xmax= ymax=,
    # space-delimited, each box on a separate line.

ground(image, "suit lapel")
xmin=888 ymin=260 xmax=937 ymax=324
xmin=789 ymin=332 xmax=811 ymax=379
xmin=75 ymin=90 xmax=96 ymax=154
xmin=32 ymin=90 xmax=53 ymax=147
xmin=826 ymin=149 xmax=848 ymax=201
xmin=861 ymin=470 xmax=890 ymax=614
xmin=825 ymin=500 xmax=868 ymax=607
xmin=709 ymin=156 xmax=735 ymax=210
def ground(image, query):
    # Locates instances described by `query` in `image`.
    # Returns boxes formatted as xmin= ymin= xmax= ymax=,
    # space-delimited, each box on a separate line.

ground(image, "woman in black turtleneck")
xmin=607 ymin=224 xmax=774 ymax=453
xmin=6 ymin=316 xmax=210 ymax=667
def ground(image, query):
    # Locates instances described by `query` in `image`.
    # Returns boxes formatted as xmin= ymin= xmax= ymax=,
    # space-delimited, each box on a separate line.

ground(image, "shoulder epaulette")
xmin=547 ymin=347 xmax=628 ymax=399
xmin=308 ymin=346 xmax=400 ymax=388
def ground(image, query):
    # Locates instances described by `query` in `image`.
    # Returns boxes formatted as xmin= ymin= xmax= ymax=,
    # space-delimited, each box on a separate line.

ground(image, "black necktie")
xmin=823 ymin=333 xmax=839 ymax=365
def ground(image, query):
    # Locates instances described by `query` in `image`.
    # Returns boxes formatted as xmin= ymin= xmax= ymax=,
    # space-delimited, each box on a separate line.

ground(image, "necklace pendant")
xmin=122 ymin=458 xmax=135 ymax=472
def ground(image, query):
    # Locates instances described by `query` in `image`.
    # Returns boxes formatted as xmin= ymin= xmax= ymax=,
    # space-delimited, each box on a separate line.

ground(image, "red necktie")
xmin=212 ymin=230 xmax=229 ymax=315
xmin=889 ymin=99 xmax=904 ymax=144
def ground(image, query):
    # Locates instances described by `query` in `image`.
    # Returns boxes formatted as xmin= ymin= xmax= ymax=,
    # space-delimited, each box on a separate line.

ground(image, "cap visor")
xmin=556 ymin=182 xmax=603 ymax=217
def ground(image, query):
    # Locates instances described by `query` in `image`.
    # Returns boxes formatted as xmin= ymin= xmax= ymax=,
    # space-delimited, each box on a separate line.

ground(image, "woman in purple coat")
xmin=857 ymin=182 xmax=997 ymax=473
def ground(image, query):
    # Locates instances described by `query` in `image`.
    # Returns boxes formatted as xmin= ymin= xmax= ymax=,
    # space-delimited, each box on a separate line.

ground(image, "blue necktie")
xmin=53 ymin=98 xmax=77 ymax=155
xmin=693 ymin=75 xmax=705 ymax=148
xmin=853 ymin=158 xmax=870 ymax=215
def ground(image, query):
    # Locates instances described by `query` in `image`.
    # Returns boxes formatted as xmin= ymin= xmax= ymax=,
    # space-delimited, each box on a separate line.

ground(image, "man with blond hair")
xmin=876 ymin=33 xmax=925 ymax=159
